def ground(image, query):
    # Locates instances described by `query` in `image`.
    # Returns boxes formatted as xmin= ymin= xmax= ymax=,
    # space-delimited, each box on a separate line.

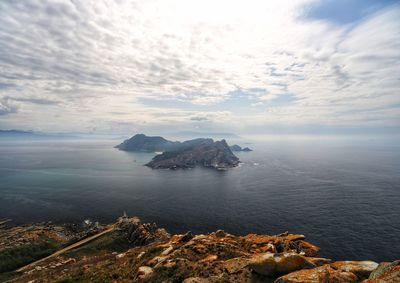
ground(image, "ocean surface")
xmin=0 ymin=135 xmax=399 ymax=262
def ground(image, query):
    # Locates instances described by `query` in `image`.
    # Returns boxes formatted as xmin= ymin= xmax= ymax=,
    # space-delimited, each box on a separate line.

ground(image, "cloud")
xmin=4 ymin=96 xmax=59 ymax=105
xmin=251 ymin=102 xmax=264 ymax=107
xmin=0 ymin=98 xmax=17 ymax=116
xmin=190 ymin=116 xmax=208 ymax=122
xmin=0 ymin=0 xmax=399 ymax=133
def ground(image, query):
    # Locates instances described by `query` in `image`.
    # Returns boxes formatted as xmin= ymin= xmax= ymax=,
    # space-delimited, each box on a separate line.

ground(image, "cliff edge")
xmin=1 ymin=217 xmax=398 ymax=283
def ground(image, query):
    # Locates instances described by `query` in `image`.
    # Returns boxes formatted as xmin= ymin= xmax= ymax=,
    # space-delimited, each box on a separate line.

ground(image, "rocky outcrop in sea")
xmin=229 ymin=144 xmax=253 ymax=152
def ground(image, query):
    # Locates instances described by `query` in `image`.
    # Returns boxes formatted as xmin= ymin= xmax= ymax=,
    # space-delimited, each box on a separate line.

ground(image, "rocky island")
xmin=115 ymin=134 xmax=180 ymax=152
xmin=146 ymin=139 xmax=240 ymax=170
xmin=116 ymin=134 xmax=247 ymax=170
xmin=1 ymin=217 xmax=398 ymax=282
xmin=229 ymin=144 xmax=253 ymax=152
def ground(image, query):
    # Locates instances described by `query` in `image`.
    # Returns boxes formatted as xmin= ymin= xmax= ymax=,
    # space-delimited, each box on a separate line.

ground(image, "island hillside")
xmin=1 ymin=217 xmax=398 ymax=282
xmin=146 ymin=139 xmax=240 ymax=170
xmin=115 ymin=134 xmax=251 ymax=170
xmin=115 ymin=134 xmax=180 ymax=152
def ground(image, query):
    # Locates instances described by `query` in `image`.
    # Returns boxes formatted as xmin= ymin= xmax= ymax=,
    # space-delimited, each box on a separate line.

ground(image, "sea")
xmin=0 ymin=135 xmax=399 ymax=262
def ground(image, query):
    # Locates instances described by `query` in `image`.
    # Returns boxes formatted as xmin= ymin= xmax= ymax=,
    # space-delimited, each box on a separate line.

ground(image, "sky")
xmin=0 ymin=0 xmax=399 ymax=135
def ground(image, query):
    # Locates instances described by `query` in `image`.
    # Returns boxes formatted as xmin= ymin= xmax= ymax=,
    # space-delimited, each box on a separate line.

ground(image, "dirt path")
xmin=17 ymin=225 xmax=116 ymax=272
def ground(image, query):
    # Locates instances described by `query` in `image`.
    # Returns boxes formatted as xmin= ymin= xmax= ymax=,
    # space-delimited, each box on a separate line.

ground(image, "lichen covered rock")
xmin=3 ymin=217 xmax=395 ymax=283
xmin=364 ymin=260 xmax=400 ymax=283
xmin=275 ymin=264 xmax=359 ymax=283
xmin=248 ymin=252 xmax=319 ymax=276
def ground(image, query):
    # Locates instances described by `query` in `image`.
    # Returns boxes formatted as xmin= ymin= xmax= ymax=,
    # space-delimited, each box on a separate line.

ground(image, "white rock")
xmin=161 ymin=245 xmax=174 ymax=256
xmin=137 ymin=266 xmax=153 ymax=281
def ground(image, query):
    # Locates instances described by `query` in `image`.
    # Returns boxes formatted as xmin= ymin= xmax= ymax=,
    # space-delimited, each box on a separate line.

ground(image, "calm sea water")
xmin=0 ymin=136 xmax=399 ymax=261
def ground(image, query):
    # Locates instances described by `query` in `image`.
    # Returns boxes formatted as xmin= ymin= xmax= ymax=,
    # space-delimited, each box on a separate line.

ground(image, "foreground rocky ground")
xmin=0 ymin=217 xmax=398 ymax=283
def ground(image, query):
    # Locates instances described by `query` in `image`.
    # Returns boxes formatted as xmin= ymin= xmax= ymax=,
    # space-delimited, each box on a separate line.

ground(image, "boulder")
xmin=364 ymin=260 xmax=400 ymax=282
xmin=275 ymin=264 xmax=359 ymax=283
xmin=180 ymin=231 xmax=194 ymax=242
xmin=330 ymin=261 xmax=378 ymax=280
xmin=215 ymin=229 xmax=226 ymax=238
xmin=248 ymin=252 xmax=316 ymax=276
xmin=137 ymin=266 xmax=153 ymax=281
xmin=296 ymin=240 xmax=320 ymax=257
xmin=222 ymin=257 xmax=250 ymax=274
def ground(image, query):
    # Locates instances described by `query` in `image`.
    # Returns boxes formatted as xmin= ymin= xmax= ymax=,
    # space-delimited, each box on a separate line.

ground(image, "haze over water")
xmin=0 ymin=135 xmax=399 ymax=262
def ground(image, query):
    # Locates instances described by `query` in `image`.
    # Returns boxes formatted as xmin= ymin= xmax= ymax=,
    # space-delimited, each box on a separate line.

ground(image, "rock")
xmin=330 ymin=261 xmax=378 ymax=280
xmin=180 ymin=231 xmax=194 ymax=242
xmin=295 ymin=240 xmax=320 ymax=257
xmin=275 ymin=264 xmax=358 ymax=283
xmin=63 ymin=258 xmax=76 ymax=264
xmin=183 ymin=277 xmax=216 ymax=283
xmin=199 ymin=254 xmax=218 ymax=263
xmin=116 ymin=253 xmax=126 ymax=259
xmin=148 ymin=255 xmax=168 ymax=266
xmin=137 ymin=251 xmax=145 ymax=259
xmin=215 ymin=229 xmax=226 ymax=238
xmin=183 ymin=277 xmax=206 ymax=283
xmin=223 ymin=257 xmax=250 ymax=274
xmin=308 ymin=257 xmax=332 ymax=266
xmin=249 ymin=252 xmax=316 ymax=276
xmin=284 ymin=234 xmax=306 ymax=241
xmin=137 ymin=266 xmax=154 ymax=281
xmin=5 ymin=219 xmax=388 ymax=283
xmin=364 ymin=260 xmax=400 ymax=282
xmin=161 ymin=245 xmax=174 ymax=256
xmin=259 ymin=243 xmax=277 ymax=253
xmin=117 ymin=216 xmax=170 ymax=245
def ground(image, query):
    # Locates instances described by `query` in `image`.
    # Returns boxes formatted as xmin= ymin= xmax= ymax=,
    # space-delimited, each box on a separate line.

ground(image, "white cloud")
xmin=0 ymin=97 xmax=17 ymax=116
xmin=0 ymin=0 xmax=399 ymax=133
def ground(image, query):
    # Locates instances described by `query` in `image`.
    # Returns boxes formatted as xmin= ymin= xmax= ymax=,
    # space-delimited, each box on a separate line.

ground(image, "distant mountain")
xmin=0 ymin=130 xmax=35 ymax=135
xmin=229 ymin=144 xmax=253 ymax=152
xmin=0 ymin=130 xmax=76 ymax=139
xmin=0 ymin=130 xmax=47 ymax=139
xmin=146 ymin=138 xmax=239 ymax=170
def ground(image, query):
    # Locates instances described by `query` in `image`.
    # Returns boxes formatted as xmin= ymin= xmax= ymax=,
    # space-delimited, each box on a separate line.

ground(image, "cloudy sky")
xmin=0 ymin=0 xmax=399 ymax=135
